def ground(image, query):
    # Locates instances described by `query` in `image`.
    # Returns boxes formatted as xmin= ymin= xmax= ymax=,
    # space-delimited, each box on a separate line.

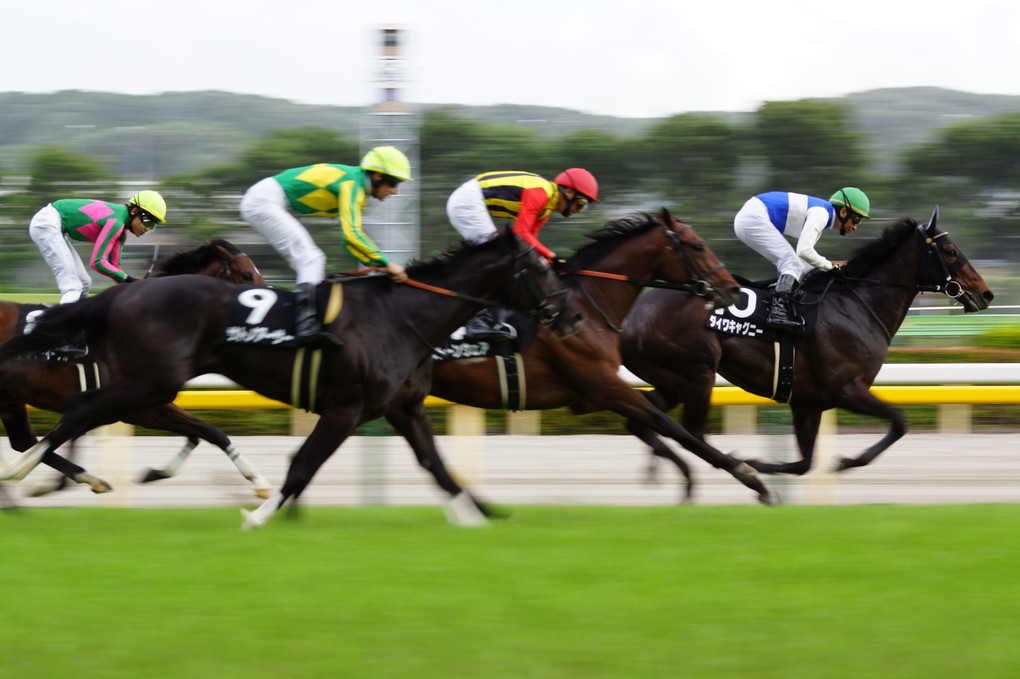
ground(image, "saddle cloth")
xmin=223 ymin=283 xmax=343 ymax=348
xmin=432 ymin=310 xmax=539 ymax=363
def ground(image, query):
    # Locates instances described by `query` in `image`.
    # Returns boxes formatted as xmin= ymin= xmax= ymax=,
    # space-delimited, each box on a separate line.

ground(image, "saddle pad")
xmin=706 ymin=285 xmax=818 ymax=343
xmin=432 ymin=311 xmax=538 ymax=363
xmin=224 ymin=287 xmax=301 ymax=347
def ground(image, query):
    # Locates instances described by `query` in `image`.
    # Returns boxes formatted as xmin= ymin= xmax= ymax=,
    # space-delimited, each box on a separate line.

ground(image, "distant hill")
xmin=1 ymin=87 xmax=1019 ymax=177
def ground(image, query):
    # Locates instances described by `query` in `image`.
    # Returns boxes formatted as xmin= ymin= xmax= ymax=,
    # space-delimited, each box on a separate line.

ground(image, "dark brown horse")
xmin=0 ymin=229 xmax=583 ymax=527
xmin=429 ymin=210 xmax=777 ymax=505
xmin=620 ymin=208 xmax=994 ymax=490
xmin=0 ymin=239 xmax=273 ymax=497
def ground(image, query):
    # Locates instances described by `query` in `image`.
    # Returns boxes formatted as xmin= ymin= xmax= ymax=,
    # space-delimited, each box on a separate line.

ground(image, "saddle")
xmin=16 ymin=303 xmax=90 ymax=362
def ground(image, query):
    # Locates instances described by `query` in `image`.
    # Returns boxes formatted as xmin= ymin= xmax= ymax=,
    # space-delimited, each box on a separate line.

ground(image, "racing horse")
xmin=429 ymin=209 xmax=777 ymax=506
xmin=0 ymin=239 xmax=275 ymax=497
xmin=620 ymin=207 xmax=994 ymax=488
xmin=0 ymin=228 xmax=583 ymax=527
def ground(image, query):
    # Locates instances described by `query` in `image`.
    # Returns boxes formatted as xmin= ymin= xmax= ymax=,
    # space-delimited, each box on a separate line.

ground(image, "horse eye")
xmin=242 ymin=273 xmax=254 ymax=281
xmin=693 ymin=243 xmax=705 ymax=252
xmin=947 ymin=249 xmax=958 ymax=258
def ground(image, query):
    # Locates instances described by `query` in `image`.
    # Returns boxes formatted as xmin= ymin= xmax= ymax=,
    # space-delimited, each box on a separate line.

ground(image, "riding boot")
xmin=463 ymin=307 xmax=517 ymax=343
xmin=766 ymin=274 xmax=805 ymax=334
xmin=294 ymin=283 xmax=343 ymax=348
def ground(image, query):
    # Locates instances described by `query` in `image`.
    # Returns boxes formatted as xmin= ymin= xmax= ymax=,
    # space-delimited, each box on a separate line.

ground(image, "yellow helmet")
xmin=360 ymin=146 xmax=413 ymax=182
xmin=129 ymin=190 xmax=167 ymax=224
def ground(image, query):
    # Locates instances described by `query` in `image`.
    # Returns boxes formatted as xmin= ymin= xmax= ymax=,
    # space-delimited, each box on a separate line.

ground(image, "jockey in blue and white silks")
xmin=733 ymin=188 xmax=871 ymax=332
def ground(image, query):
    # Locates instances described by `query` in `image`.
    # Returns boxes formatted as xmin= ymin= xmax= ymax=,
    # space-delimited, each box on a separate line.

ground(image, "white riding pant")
xmin=30 ymin=204 xmax=92 ymax=304
xmin=240 ymin=177 xmax=326 ymax=285
xmin=446 ymin=179 xmax=498 ymax=245
xmin=733 ymin=197 xmax=812 ymax=281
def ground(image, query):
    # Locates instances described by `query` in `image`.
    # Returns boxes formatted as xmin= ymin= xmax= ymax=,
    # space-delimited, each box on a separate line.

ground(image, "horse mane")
xmin=403 ymin=229 xmax=512 ymax=280
xmin=800 ymin=217 xmax=920 ymax=291
xmin=153 ymin=239 xmax=239 ymax=277
xmin=842 ymin=217 xmax=919 ymax=277
xmin=566 ymin=212 xmax=662 ymax=272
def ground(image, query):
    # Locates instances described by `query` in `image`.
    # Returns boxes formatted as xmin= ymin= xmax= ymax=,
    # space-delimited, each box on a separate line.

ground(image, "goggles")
xmin=138 ymin=210 xmax=159 ymax=227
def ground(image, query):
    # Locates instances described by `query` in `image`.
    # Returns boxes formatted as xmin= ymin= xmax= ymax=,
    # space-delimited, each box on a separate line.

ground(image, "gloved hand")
xmin=123 ymin=275 xmax=139 ymax=283
xmin=550 ymin=257 xmax=569 ymax=273
xmin=385 ymin=260 xmax=408 ymax=283
xmin=830 ymin=265 xmax=846 ymax=279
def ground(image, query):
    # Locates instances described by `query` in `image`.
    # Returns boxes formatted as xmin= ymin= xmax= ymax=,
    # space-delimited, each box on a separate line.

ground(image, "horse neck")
xmin=573 ymin=241 xmax=663 ymax=329
xmin=843 ymin=241 xmax=922 ymax=339
xmin=401 ymin=255 xmax=514 ymax=342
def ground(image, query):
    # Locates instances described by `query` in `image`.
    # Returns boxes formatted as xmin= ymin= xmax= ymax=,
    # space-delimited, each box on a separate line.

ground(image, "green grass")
xmin=1 ymin=505 xmax=1018 ymax=678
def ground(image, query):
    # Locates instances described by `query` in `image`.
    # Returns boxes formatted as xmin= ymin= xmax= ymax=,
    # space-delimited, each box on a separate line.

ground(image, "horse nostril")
xmin=984 ymin=291 xmax=995 ymax=302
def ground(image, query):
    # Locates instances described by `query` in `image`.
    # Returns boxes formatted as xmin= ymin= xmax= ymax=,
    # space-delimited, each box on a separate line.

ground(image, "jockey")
xmin=239 ymin=146 xmax=412 ymax=345
xmin=733 ymin=187 xmax=871 ymax=333
xmin=29 ymin=190 xmax=167 ymax=304
xmin=446 ymin=168 xmax=599 ymax=341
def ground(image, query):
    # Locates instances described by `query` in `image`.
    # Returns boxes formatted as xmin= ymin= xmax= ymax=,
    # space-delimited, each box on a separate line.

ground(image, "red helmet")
xmin=554 ymin=168 xmax=599 ymax=202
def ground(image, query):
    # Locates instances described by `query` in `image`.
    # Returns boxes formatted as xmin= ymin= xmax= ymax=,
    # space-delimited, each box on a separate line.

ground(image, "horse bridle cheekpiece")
xmin=663 ymin=220 xmax=723 ymax=299
xmin=916 ymin=225 xmax=967 ymax=299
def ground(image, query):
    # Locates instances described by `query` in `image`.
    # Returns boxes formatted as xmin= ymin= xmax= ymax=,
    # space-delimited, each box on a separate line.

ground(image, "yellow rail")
xmin=165 ymin=385 xmax=1020 ymax=410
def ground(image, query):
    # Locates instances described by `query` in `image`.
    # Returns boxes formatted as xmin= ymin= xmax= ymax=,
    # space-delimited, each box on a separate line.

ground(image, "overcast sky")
xmin=2 ymin=0 xmax=1018 ymax=119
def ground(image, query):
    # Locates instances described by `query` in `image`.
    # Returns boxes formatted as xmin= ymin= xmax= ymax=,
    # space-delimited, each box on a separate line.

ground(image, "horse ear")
xmin=925 ymin=205 xmax=939 ymax=234
xmin=660 ymin=206 xmax=673 ymax=224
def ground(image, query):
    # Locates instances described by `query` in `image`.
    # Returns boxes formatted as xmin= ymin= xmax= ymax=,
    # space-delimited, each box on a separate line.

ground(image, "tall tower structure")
xmin=361 ymin=26 xmax=420 ymax=264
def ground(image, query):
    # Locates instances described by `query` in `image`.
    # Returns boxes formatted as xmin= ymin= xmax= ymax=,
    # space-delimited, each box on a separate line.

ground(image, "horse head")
xmin=153 ymin=240 xmax=265 ymax=285
xmin=503 ymin=229 xmax=584 ymax=337
xmin=658 ymin=208 xmax=741 ymax=308
xmin=917 ymin=206 xmax=994 ymax=312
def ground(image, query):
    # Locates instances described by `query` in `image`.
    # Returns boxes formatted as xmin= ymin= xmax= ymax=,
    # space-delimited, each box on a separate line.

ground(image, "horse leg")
xmin=744 ymin=407 xmax=820 ymax=476
xmin=831 ymin=391 xmax=907 ymax=472
xmin=128 ymin=405 xmax=273 ymax=498
xmin=0 ymin=400 xmax=39 ymax=452
xmin=625 ymin=388 xmax=695 ymax=503
xmin=242 ymin=407 xmax=359 ymax=530
xmin=596 ymin=382 xmax=774 ymax=505
xmin=385 ymin=398 xmax=492 ymax=527
xmin=0 ymin=383 xmax=177 ymax=484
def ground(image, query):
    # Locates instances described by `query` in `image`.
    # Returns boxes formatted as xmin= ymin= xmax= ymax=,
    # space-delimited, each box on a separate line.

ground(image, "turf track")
xmin=1 ymin=505 xmax=1018 ymax=678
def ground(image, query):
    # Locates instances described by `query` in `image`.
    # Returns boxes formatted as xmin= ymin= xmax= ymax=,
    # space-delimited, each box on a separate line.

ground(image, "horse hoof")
xmin=139 ymin=469 xmax=172 ymax=484
xmin=255 ymin=487 xmax=273 ymax=500
xmin=240 ymin=508 xmax=262 ymax=531
xmin=758 ymin=490 xmax=780 ymax=507
xmin=90 ymin=480 xmax=114 ymax=494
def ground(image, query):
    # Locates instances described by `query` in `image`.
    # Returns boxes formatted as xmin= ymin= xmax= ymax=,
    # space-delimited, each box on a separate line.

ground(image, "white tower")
xmin=361 ymin=26 xmax=420 ymax=264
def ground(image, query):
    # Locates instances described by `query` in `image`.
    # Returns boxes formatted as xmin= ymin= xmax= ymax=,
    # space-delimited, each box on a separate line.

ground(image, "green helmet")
xmin=829 ymin=187 xmax=870 ymax=219
xmin=129 ymin=190 xmax=167 ymax=224
xmin=360 ymin=146 xmax=413 ymax=182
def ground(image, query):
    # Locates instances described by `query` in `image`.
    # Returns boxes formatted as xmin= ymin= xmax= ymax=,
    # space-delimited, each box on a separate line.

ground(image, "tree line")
xmin=1 ymin=99 xmax=1017 ymax=297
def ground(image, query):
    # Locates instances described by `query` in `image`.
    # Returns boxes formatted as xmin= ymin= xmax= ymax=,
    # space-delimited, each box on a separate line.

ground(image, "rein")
xmin=798 ymin=224 xmax=968 ymax=341
xmin=561 ymin=268 xmax=717 ymax=296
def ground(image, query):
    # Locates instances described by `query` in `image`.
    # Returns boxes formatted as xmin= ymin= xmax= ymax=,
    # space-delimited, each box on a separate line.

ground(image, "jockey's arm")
xmin=511 ymin=186 xmax=555 ymax=260
xmin=795 ymin=210 xmax=834 ymax=271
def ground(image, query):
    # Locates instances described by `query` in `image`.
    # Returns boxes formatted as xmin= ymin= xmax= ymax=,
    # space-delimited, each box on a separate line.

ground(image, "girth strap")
xmin=496 ymin=353 xmax=527 ymax=411
xmin=291 ymin=348 xmax=324 ymax=412
xmin=771 ymin=337 xmax=795 ymax=404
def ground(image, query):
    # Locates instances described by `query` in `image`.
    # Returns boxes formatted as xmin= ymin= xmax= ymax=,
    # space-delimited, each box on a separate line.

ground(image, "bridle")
xmin=559 ymin=219 xmax=728 ymax=333
xmin=399 ymin=244 xmax=569 ymax=327
xmin=215 ymin=250 xmax=259 ymax=284
xmin=914 ymin=226 xmax=967 ymax=299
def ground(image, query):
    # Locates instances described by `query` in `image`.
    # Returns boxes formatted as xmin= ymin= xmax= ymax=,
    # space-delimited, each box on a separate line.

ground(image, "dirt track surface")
xmin=5 ymin=431 xmax=1018 ymax=508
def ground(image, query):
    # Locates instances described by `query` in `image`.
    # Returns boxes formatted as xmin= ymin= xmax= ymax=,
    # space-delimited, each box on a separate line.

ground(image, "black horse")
xmin=620 ymin=208 xmax=994 ymax=491
xmin=0 ymin=239 xmax=273 ymax=497
xmin=0 ymin=229 xmax=583 ymax=526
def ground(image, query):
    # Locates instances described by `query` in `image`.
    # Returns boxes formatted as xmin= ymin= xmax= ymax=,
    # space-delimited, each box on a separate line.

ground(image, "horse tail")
xmin=0 ymin=291 xmax=119 ymax=359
